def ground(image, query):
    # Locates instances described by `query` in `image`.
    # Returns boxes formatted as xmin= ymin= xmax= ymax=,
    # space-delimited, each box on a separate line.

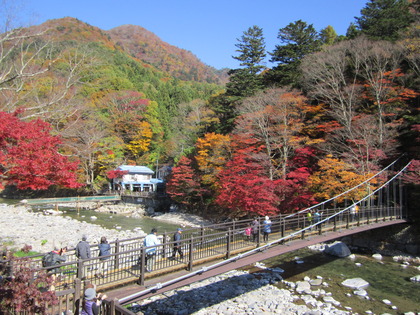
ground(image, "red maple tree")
xmin=0 ymin=111 xmax=82 ymax=190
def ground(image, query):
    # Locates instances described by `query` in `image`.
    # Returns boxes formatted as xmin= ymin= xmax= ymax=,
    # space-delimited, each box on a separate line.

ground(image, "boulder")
xmin=324 ymin=241 xmax=351 ymax=257
xmin=341 ymin=278 xmax=370 ymax=289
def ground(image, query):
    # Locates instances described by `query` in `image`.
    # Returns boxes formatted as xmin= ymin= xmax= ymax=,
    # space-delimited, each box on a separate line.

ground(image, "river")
xmin=258 ymin=248 xmax=420 ymax=314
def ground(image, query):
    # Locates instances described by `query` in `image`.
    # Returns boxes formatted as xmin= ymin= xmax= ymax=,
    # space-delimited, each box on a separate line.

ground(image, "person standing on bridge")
xmin=76 ymin=235 xmax=91 ymax=260
xmin=262 ymin=216 xmax=272 ymax=242
xmin=97 ymin=236 xmax=111 ymax=278
xmin=251 ymin=218 xmax=259 ymax=242
xmin=143 ymin=228 xmax=160 ymax=272
xmin=306 ymin=210 xmax=313 ymax=229
xmin=171 ymin=228 xmax=184 ymax=260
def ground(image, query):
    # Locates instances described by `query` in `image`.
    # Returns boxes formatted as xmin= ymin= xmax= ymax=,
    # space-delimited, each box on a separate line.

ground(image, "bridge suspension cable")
xmin=284 ymin=156 xmax=410 ymax=219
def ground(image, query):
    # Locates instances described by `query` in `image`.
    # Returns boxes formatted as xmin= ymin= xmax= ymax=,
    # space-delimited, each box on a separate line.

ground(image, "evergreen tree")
xmin=267 ymin=20 xmax=321 ymax=87
xmin=346 ymin=23 xmax=360 ymax=39
xmin=319 ymin=25 xmax=338 ymax=45
xmin=355 ymin=0 xmax=414 ymax=41
xmin=226 ymin=25 xmax=266 ymax=97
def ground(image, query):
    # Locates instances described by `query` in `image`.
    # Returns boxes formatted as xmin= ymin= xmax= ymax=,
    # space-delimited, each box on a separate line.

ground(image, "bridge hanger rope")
xmin=283 ymin=155 xmax=408 ymax=219
xmin=118 ymin=159 xmax=412 ymax=305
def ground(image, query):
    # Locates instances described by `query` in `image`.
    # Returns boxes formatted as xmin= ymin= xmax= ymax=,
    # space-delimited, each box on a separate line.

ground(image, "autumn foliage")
xmin=0 ymin=111 xmax=81 ymax=190
xmin=0 ymin=255 xmax=58 ymax=314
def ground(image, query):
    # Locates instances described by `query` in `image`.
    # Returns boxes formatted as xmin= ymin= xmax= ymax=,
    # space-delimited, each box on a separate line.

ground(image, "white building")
xmin=112 ymin=165 xmax=162 ymax=192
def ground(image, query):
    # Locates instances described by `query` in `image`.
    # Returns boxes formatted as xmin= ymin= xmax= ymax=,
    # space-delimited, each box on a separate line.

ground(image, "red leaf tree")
xmin=166 ymin=156 xmax=206 ymax=212
xmin=0 ymin=111 xmax=82 ymax=190
xmin=215 ymin=152 xmax=281 ymax=218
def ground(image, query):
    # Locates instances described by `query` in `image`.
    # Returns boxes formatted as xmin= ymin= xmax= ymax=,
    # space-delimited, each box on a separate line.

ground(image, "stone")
xmin=295 ymin=281 xmax=311 ymax=293
xmin=341 ymin=278 xmax=370 ymax=289
xmin=310 ymin=279 xmax=323 ymax=286
xmin=324 ymin=241 xmax=351 ymax=257
xmin=382 ymin=299 xmax=392 ymax=305
xmin=409 ymin=275 xmax=420 ymax=283
xmin=372 ymin=253 xmax=382 ymax=260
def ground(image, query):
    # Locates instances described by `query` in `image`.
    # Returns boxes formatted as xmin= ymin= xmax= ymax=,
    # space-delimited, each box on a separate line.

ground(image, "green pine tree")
xmin=268 ymin=20 xmax=321 ymax=88
xmin=226 ymin=25 xmax=266 ymax=97
xmin=355 ymin=0 xmax=414 ymax=41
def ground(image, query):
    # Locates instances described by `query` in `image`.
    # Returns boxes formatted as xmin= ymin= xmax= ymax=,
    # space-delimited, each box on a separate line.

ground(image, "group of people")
xmin=142 ymin=227 xmax=184 ymax=272
xmin=245 ymin=216 xmax=272 ymax=243
xmin=306 ymin=210 xmax=322 ymax=229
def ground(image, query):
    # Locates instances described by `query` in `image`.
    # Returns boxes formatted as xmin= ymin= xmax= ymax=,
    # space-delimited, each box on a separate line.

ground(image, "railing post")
xmin=74 ymin=278 xmax=82 ymax=315
xmin=346 ymin=211 xmax=349 ymax=229
xmin=114 ymin=239 xmax=120 ymax=270
xmin=257 ymin=218 xmax=261 ymax=247
xmin=163 ymin=231 xmax=167 ymax=259
xmin=281 ymin=218 xmax=285 ymax=238
xmin=76 ymin=259 xmax=84 ymax=279
xmin=201 ymin=225 xmax=205 ymax=246
xmin=137 ymin=248 xmax=145 ymax=286
xmin=226 ymin=228 xmax=232 ymax=259
xmin=333 ymin=215 xmax=337 ymax=231
xmin=188 ymin=236 xmax=194 ymax=271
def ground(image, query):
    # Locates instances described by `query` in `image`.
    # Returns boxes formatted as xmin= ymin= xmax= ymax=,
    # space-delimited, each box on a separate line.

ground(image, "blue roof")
xmin=117 ymin=165 xmax=154 ymax=174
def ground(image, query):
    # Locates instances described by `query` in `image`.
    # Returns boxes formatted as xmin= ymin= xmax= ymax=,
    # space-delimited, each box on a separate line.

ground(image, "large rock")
xmin=324 ymin=241 xmax=351 ymax=257
xmin=341 ymin=278 xmax=370 ymax=289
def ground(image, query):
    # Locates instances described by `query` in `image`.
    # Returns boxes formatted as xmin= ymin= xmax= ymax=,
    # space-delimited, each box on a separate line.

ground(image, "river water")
xmin=258 ymin=248 xmax=420 ymax=314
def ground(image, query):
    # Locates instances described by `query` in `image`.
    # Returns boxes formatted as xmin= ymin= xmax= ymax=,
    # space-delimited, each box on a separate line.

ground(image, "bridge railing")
xmin=4 ymin=203 xmax=405 ymax=315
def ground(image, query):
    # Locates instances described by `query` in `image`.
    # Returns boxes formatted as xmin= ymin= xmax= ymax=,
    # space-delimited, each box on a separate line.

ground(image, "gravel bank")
xmin=0 ymin=204 xmax=211 ymax=253
xmin=132 ymin=268 xmax=350 ymax=315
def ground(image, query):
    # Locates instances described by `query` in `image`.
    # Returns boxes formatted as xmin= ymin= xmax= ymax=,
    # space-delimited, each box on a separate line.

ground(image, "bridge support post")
xmin=188 ymin=237 xmax=193 ymax=271
xmin=346 ymin=213 xmax=349 ymax=229
xmin=76 ymin=260 xmax=84 ymax=280
xmin=226 ymin=229 xmax=232 ymax=259
xmin=73 ymin=278 xmax=82 ymax=314
xmin=281 ymin=219 xmax=285 ymax=238
xmin=114 ymin=239 xmax=120 ymax=271
xmin=137 ymin=249 xmax=146 ymax=286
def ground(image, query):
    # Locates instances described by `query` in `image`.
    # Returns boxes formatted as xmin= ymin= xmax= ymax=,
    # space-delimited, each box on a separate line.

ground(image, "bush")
xmin=0 ymin=253 xmax=58 ymax=314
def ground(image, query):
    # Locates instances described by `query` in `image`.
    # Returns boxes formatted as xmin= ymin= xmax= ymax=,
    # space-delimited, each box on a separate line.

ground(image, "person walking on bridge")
xmin=143 ymin=228 xmax=160 ymax=272
xmin=262 ymin=216 xmax=272 ymax=242
xmin=171 ymin=228 xmax=184 ymax=260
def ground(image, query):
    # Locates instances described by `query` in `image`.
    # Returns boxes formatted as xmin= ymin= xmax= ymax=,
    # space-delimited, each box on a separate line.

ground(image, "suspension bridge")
xmin=7 ymin=158 xmax=414 ymax=315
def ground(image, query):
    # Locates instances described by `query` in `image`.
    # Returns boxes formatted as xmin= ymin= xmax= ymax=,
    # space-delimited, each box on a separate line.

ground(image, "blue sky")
xmin=20 ymin=0 xmax=368 ymax=69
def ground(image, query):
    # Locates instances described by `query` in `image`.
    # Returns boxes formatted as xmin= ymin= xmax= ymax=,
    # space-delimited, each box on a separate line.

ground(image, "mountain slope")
xmin=107 ymin=24 xmax=227 ymax=84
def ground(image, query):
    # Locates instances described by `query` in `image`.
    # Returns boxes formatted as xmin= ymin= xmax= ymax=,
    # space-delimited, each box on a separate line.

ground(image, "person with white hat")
xmin=262 ymin=216 xmax=272 ymax=242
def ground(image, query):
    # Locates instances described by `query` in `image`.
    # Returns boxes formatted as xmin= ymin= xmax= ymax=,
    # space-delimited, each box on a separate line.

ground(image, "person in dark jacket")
xmin=171 ymin=228 xmax=184 ymax=260
xmin=97 ymin=236 xmax=111 ymax=278
xmin=44 ymin=247 xmax=67 ymax=274
xmin=251 ymin=218 xmax=259 ymax=242
xmin=75 ymin=235 xmax=91 ymax=259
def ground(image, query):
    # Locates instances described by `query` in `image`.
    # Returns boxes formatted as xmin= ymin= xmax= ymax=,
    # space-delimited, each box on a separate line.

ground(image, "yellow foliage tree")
xmin=195 ymin=133 xmax=231 ymax=187
xmin=308 ymin=155 xmax=377 ymax=203
xmin=126 ymin=121 xmax=153 ymax=157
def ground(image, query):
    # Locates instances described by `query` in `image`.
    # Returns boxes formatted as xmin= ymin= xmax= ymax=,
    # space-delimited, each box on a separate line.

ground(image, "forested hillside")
xmin=0 ymin=17 xmax=225 ymax=193
xmin=0 ymin=0 xmax=419 ymax=221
